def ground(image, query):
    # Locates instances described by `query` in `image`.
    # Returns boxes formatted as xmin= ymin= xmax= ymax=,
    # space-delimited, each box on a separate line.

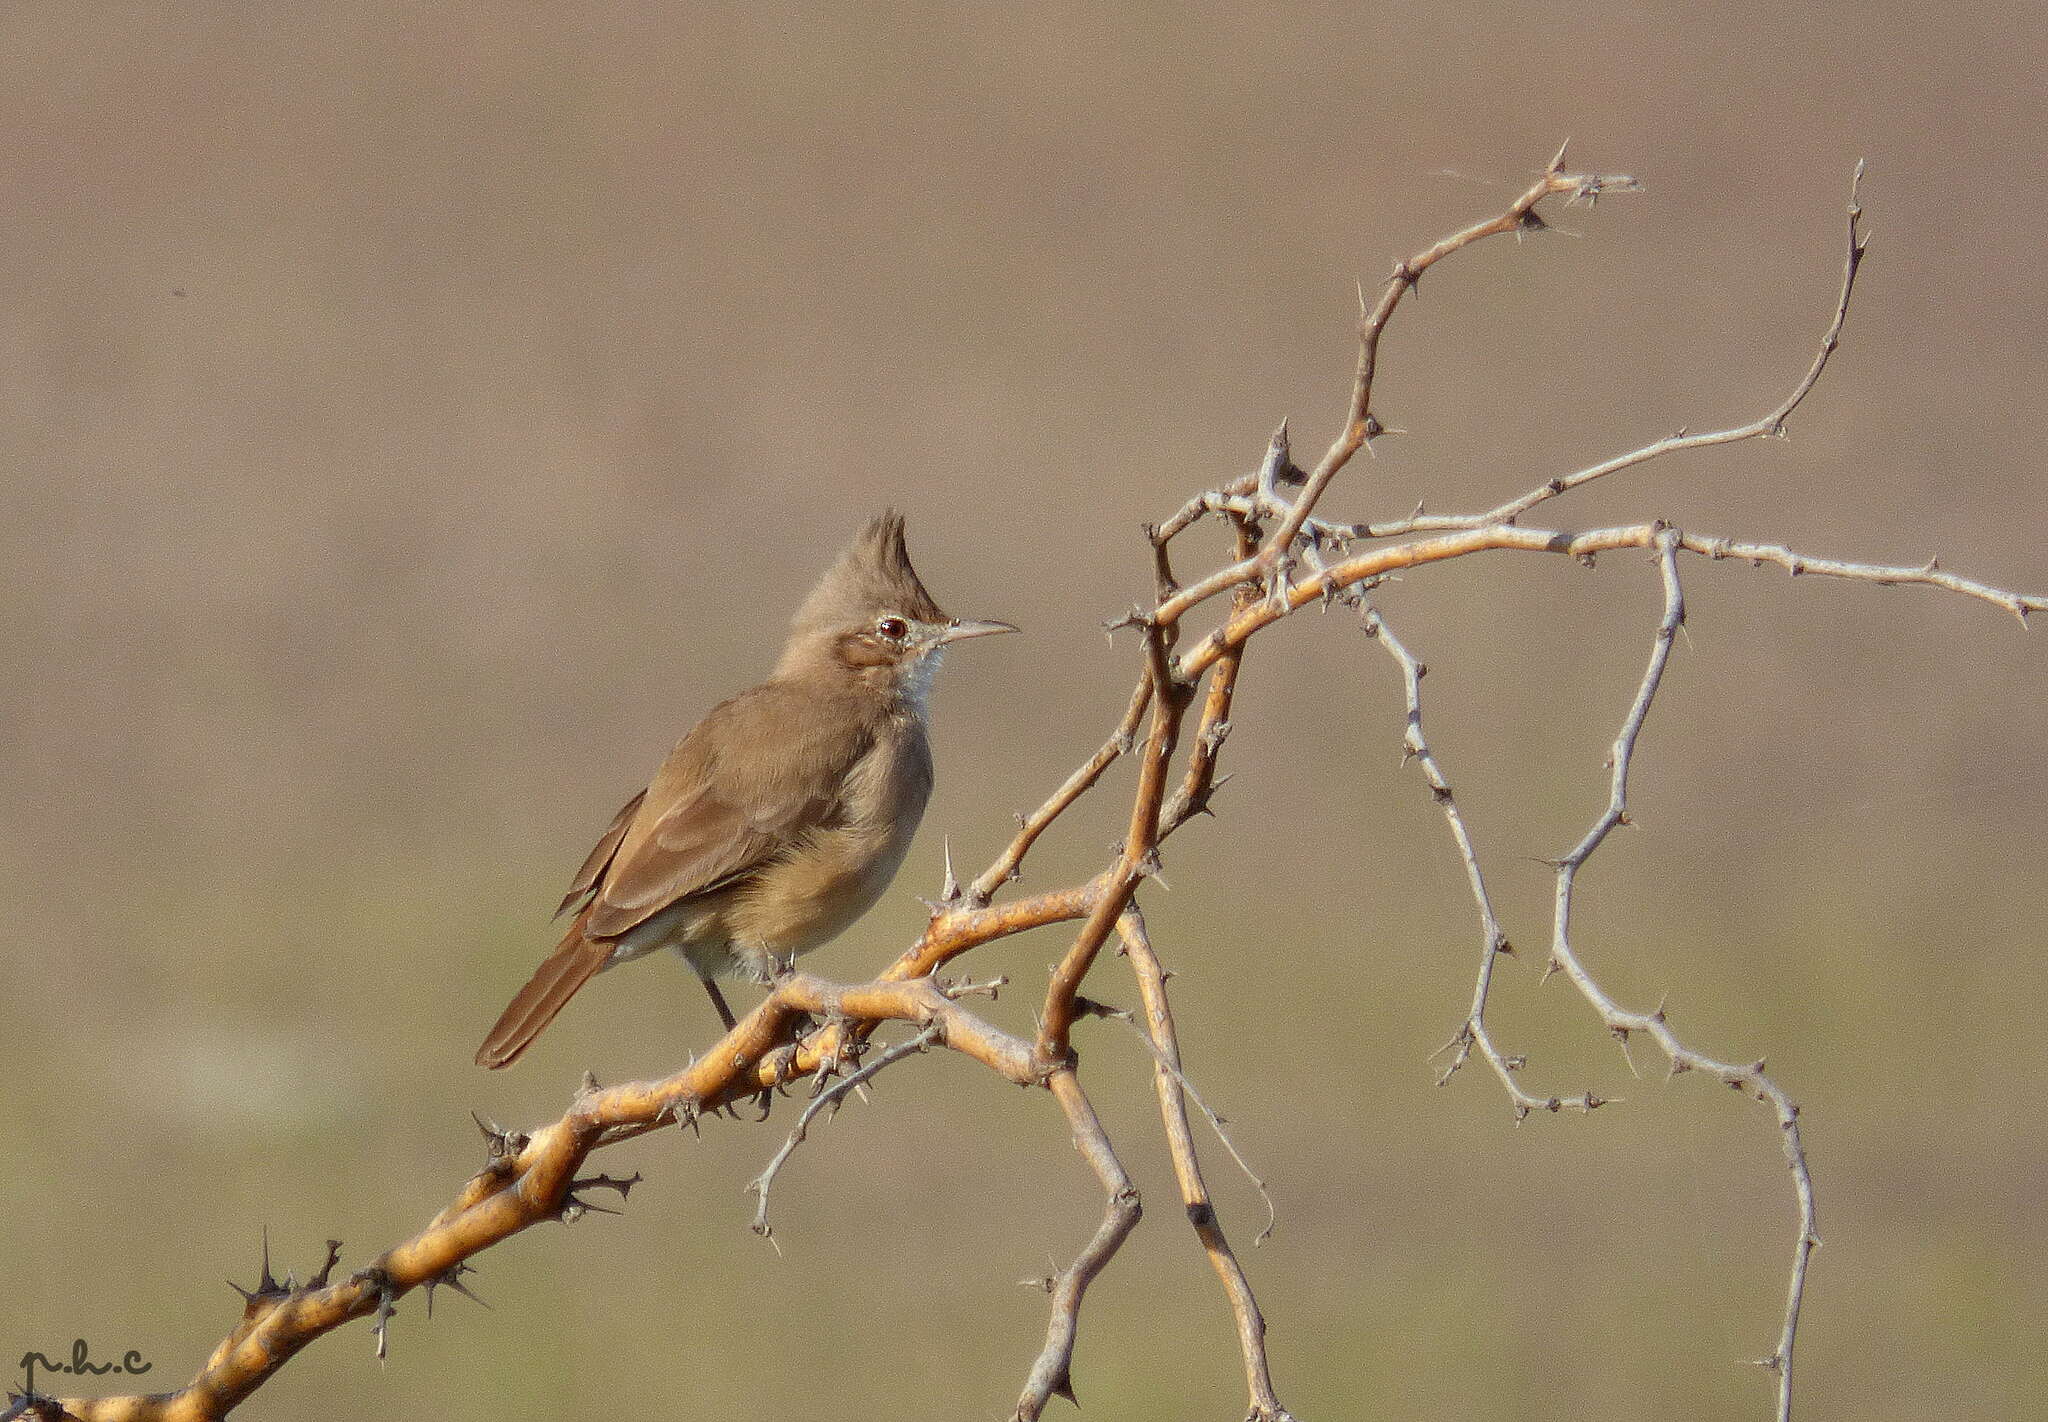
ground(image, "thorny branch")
xmin=30 ymin=153 xmax=2043 ymax=1422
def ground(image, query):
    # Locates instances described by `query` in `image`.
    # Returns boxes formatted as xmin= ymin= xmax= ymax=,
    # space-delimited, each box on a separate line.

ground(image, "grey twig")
xmin=747 ymin=1024 xmax=943 ymax=1247
xmin=1357 ymin=601 xmax=1546 ymax=1110
xmin=1362 ymin=161 xmax=1871 ymax=542
xmin=1537 ymin=530 xmax=1817 ymax=1422
xmin=1012 ymin=1069 xmax=1142 ymax=1421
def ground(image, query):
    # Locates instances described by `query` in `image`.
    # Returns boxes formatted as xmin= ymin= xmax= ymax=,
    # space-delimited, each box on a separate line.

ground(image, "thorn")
xmin=1548 ymin=137 xmax=1571 ymax=174
xmin=308 ymin=1240 xmax=343 ymax=1290
xmin=229 ymin=1229 xmax=290 ymax=1311
xmin=576 ymin=1171 xmax=643 ymax=1202
xmin=1427 ymin=1026 xmax=1473 ymax=1064
xmin=941 ymin=838 xmax=961 ymax=904
xmin=423 ymin=1261 xmax=490 ymax=1317
xmin=1135 ymin=846 xmax=1169 ymax=889
xmin=1103 ymin=606 xmax=1149 ymax=637
xmin=560 ymin=1171 xmax=643 ymax=1223
xmin=373 ymin=1285 xmax=395 ymax=1362
xmin=351 ymin=1268 xmax=397 ymax=1362
xmin=472 ymin=1112 xmax=526 ymax=1164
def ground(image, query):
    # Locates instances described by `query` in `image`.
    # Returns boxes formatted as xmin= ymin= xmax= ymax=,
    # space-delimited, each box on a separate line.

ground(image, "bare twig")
xmin=1143 ymin=154 xmax=1644 ymax=634
xmin=748 ymin=1024 xmax=943 ymax=1246
xmin=1161 ymin=487 xmax=1264 ymax=835
xmin=1175 ymin=521 xmax=2047 ymax=689
xmin=1036 ymin=617 xmax=1194 ymax=1066
xmin=1013 ymin=1069 xmax=1143 ymax=1421
xmin=1259 ymin=145 xmax=1642 ymax=575
xmin=1118 ymin=908 xmax=1293 ymax=1421
xmin=969 ymin=680 xmax=1152 ymax=906
xmin=1357 ymin=161 xmax=1870 ymax=542
xmin=1358 ymin=601 xmax=1548 ymax=1109
xmin=1537 ymin=531 xmax=1817 ymax=1422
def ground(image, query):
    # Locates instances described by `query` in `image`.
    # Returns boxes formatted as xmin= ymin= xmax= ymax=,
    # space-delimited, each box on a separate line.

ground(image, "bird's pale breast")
xmin=625 ymin=714 xmax=934 ymax=982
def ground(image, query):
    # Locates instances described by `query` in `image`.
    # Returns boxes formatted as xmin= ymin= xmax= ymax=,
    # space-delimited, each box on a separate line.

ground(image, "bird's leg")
xmin=703 ymin=979 xmax=739 ymax=1032
xmin=701 ymin=977 xmax=778 ymax=1121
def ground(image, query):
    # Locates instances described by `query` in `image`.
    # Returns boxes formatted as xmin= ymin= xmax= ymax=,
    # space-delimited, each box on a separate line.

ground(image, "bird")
xmin=475 ymin=512 xmax=1014 ymax=1069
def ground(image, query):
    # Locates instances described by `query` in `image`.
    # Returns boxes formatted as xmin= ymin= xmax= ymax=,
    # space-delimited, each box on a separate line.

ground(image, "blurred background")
xmin=2 ymin=4 xmax=2042 ymax=1419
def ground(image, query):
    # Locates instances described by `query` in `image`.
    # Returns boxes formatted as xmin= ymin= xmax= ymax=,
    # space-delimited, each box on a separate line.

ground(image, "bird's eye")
xmin=875 ymin=616 xmax=910 ymax=641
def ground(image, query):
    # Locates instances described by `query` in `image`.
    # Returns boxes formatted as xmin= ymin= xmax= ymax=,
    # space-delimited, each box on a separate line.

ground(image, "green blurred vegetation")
xmin=2 ymin=3 xmax=2043 ymax=1419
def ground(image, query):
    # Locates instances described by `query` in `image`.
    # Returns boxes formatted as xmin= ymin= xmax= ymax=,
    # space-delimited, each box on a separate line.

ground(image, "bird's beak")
xmin=937 ymin=618 xmax=1020 ymax=644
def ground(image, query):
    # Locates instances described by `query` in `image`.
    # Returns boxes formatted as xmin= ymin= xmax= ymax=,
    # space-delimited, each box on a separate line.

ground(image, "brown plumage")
xmin=475 ymin=513 xmax=1014 ymax=1069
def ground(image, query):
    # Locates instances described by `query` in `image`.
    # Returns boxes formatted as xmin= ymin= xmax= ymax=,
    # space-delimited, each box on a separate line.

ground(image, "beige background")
xmin=3 ymin=4 xmax=2043 ymax=1419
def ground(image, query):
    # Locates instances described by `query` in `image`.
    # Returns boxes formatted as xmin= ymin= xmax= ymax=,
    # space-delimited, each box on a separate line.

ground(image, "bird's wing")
xmin=580 ymin=685 xmax=874 ymax=943
xmin=554 ymin=788 xmax=647 ymax=918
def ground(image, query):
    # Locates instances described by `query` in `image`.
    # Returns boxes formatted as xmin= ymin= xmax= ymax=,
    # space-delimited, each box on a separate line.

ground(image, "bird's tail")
xmin=475 ymin=920 xmax=612 ymax=1069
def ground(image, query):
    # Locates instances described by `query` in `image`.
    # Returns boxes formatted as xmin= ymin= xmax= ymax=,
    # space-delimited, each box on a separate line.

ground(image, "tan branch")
xmin=46 ymin=974 xmax=1042 ymax=1421
xmin=1118 ymin=908 xmax=1292 ymax=1421
xmin=967 ymin=681 xmax=1152 ymax=907
xmin=1175 ymin=522 xmax=2045 ymax=686
xmin=1034 ymin=617 xmax=1193 ymax=1064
